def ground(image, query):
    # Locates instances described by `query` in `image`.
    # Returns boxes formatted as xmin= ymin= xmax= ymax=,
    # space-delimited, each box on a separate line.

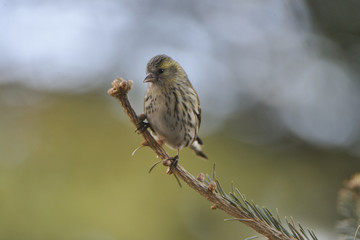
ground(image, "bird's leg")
xmin=135 ymin=113 xmax=149 ymax=133
xmin=168 ymin=155 xmax=179 ymax=168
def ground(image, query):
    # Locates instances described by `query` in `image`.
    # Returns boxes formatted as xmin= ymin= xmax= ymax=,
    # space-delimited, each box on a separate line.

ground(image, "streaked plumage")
xmin=143 ymin=54 xmax=207 ymax=163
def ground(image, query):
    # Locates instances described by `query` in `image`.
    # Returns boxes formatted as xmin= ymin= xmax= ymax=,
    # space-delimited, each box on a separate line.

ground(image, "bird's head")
xmin=144 ymin=54 xmax=186 ymax=85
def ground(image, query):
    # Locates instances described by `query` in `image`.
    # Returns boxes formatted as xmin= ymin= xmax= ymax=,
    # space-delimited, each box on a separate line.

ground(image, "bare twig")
xmin=108 ymin=77 xmax=297 ymax=240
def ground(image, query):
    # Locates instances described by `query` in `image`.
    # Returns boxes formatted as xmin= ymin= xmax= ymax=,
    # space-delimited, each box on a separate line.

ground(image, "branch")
xmin=108 ymin=77 xmax=316 ymax=240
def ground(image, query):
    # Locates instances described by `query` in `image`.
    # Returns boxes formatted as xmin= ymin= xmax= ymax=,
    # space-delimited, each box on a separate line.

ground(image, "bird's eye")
xmin=158 ymin=68 xmax=164 ymax=74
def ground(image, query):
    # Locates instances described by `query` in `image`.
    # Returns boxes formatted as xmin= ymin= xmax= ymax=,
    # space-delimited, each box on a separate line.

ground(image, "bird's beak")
xmin=144 ymin=74 xmax=155 ymax=83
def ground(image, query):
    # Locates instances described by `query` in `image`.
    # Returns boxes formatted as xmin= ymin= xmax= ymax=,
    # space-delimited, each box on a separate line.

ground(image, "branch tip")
xmin=107 ymin=77 xmax=133 ymax=97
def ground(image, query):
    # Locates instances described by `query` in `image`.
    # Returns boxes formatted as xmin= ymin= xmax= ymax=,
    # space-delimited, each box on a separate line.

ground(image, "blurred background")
xmin=1 ymin=0 xmax=359 ymax=239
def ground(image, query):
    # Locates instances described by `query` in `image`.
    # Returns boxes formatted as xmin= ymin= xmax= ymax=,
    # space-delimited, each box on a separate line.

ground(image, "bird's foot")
xmin=167 ymin=155 xmax=179 ymax=168
xmin=135 ymin=121 xmax=149 ymax=133
xmin=135 ymin=114 xmax=149 ymax=133
xmin=162 ymin=155 xmax=179 ymax=169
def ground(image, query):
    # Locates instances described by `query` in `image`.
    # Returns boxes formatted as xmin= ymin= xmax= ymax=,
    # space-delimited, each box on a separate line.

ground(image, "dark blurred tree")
xmin=305 ymin=0 xmax=360 ymax=48
xmin=337 ymin=173 xmax=360 ymax=240
xmin=305 ymin=0 xmax=360 ymax=75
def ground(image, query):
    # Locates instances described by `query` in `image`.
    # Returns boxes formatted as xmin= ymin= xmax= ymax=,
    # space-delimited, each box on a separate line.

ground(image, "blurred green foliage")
xmin=0 ymin=85 xmax=358 ymax=240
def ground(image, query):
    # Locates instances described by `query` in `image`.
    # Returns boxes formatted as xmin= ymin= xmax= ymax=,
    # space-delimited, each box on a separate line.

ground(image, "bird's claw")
xmin=135 ymin=121 xmax=150 ymax=133
xmin=167 ymin=155 xmax=179 ymax=168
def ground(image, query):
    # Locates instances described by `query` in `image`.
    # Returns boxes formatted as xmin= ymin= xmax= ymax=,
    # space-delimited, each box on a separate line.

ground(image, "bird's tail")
xmin=190 ymin=137 xmax=208 ymax=159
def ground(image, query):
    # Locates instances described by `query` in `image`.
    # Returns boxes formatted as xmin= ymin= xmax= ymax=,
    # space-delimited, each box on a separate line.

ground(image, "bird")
xmin=139 ymin=54 xmax=207 ymax=167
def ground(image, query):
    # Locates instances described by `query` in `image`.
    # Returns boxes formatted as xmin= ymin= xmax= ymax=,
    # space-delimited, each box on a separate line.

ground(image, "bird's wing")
xmin=184 ymin=78 xmax=202 ymax=130
xmin=193 ymin=90 xmax=201 ymax=130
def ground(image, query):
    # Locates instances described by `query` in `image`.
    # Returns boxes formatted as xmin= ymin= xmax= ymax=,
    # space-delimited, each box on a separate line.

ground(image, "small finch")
xmin=140 ymin=54 xmax=207 ymax=166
